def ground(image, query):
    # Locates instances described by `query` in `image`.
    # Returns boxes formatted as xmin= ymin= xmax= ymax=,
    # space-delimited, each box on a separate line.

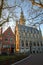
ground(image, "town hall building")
xmin=15 ymin=10 xmax=43 ymax=53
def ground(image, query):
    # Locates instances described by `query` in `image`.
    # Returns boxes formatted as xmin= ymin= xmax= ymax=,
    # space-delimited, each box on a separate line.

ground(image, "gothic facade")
xmin=15 ymin=10 xmax=43 ymax=53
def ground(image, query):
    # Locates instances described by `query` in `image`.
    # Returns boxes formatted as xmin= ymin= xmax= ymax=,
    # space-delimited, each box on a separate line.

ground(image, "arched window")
xmin=33 ymin=51 xmax=35 ymax=53
xmin=37 ymin=42 xmax=39 ymax=46
xmin=41 ymin=41 xmax=42 ymax=46
xmin=29 ymin=41 xmax=32 ymax=46
xmin=29 ymin=41 xmax=32 ymax=53
xmin=21 ymin=40 xmax=24 ymax=47
xmin=26 ymin=40 xmax=28 ymax=47
xmin=34 ymin=42 xmax=36 ymax=46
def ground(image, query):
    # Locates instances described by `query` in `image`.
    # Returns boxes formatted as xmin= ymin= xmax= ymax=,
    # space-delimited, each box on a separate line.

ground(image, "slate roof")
xmin=18 ymin=24 xmax=39 ymax=34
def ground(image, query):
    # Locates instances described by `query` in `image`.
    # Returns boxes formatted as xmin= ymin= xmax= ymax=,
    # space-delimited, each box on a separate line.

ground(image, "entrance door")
xmin=11 ymin=48 xmax=14 ymax=53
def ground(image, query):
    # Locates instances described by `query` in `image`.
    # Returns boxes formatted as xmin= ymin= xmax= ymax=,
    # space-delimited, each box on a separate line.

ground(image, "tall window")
xmin=10 ymin=38 xmax=13 ymax=41
xmin=26 ymin=40 xmax=28 ymax=47
xmin=34 ymin=42 xmax=36 ymax=46
xmin=8 ymin=32 xmax=10 ymax=35
xmin=29 ymin=41 xmax=32 ymax=46
xmin=37 ymin=42 xmax=39 ymax=46
xmin=41 ymin=41 xmax=42 ymax=46
xmin=29 ymin=41 xmax=32 ymax=53
xmin=21 ymin=40 xmax=24 ymax=47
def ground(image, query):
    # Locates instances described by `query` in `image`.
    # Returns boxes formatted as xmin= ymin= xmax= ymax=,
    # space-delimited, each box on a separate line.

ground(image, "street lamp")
xmin=30 ymin=41 xmax=32 ymax=54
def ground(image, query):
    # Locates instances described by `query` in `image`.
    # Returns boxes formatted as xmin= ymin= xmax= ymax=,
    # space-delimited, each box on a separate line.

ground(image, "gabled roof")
xmin=3 ymin=26 xmax=15 ymax=36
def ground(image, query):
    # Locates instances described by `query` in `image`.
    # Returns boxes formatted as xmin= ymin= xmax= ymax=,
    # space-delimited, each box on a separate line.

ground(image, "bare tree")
xmin=0 ymin=0 xmax=22 ymax=26
xmin=0 ymin=0 xmax=43 ymax=27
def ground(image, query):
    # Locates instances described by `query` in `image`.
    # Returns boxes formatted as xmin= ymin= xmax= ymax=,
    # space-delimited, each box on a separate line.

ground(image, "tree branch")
xmin=0 ymin=17 xmax=9 ymax=26
xmin=30 ymin=0 xmax=43 ymax=8
xmin=27 ymin=12 xmax=43 ymax=21
xmin=0 ymin=0 xmax=4 ymax=18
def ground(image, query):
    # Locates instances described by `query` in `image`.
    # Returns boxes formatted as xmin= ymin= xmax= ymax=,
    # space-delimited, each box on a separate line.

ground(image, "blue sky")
xmin=2 ymin=0 xmax=43 ymax=36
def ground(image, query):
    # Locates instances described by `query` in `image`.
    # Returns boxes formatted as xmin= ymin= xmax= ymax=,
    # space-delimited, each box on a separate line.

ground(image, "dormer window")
xmin=10 ymin=38 xmax=13 ymax=42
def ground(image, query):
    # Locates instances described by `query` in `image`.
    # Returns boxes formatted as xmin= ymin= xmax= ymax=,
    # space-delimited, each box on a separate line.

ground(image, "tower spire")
xmin=19 ymin=9 xmax=25 ymax=25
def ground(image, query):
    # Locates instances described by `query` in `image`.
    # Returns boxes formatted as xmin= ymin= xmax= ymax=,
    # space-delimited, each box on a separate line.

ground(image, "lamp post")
xmin=30 ymin=41 xmax=32 ymax=54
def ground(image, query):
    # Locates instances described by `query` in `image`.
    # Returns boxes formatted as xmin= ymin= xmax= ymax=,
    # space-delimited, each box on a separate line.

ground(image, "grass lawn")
xmin=0 ymin=55 xmax=15 ymax=61
xmin=0 ymin=54 xmax=29 ymax=61
xmin=0 ymin=53 xmax=30 ymax=65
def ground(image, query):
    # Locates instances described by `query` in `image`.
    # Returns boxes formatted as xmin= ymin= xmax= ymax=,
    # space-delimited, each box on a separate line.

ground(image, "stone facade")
xmin=15 ymin=24 xmax=43 ymax=53
xmin=15 ymin=10 xmax=43 ymax=53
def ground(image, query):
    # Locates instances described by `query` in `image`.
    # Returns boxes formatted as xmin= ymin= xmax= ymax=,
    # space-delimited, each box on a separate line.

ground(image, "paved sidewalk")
xmin=11 ymin=53 xmax=43 ymax=65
